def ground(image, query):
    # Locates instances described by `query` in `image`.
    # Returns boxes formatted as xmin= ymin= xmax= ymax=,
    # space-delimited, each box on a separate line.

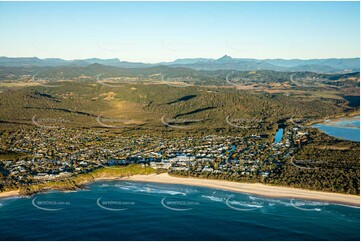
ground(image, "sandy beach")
xmin=2 ymin=174 xmax=359 ymax=206
xmin=118 ymin=173 xmax=360 ymax=206
xmin=0 ymin=190 xmax=20 ymax=199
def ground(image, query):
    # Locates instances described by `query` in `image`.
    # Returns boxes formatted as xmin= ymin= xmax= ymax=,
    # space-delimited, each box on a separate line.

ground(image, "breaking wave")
xmin=114 ymin=183 xmax=188 ymax=196
xmin=202 ymin=195 xmax=225 ymax=202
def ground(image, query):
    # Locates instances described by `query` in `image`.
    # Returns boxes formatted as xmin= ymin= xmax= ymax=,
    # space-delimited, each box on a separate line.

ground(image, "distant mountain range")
xmin=0 ymin=55 xmax=359 ymax=73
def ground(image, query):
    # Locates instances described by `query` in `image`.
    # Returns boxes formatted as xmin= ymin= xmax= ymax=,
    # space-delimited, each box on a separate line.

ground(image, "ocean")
xmin=0 ymin=181 xmax=359 ymax=240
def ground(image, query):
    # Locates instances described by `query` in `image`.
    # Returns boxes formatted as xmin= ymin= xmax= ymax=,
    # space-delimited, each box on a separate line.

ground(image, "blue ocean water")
xmin=0 ymin=181 xmax=359 ymax=241
xmin=313 ymin=116 xmax=360 ymax=142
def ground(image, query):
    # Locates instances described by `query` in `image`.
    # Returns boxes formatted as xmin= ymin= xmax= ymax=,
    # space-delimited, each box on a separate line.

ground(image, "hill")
xmin=0 ymin=56 xmax=359 ymax=73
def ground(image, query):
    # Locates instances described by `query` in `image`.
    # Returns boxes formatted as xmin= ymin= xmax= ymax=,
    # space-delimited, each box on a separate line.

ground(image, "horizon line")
xmin=1 ymin=55 xmax=360 ymax=64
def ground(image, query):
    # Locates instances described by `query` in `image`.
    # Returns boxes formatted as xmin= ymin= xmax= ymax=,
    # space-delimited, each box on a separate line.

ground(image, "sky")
xmin=0 ymin=1 xmax=359 ymax=63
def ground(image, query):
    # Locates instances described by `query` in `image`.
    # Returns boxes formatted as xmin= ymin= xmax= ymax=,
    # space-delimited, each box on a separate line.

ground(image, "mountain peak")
xmin=216 ymin=55 xmax=233 ymax=62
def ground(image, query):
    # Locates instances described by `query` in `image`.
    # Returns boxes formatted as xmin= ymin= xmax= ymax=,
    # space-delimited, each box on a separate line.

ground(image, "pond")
xmin=273 ymin=128 xmax=284 ymax=143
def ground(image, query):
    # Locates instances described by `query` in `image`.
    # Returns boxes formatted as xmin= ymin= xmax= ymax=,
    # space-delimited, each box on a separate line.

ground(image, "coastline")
xmin=304 ymin=111 xmax=360 ymax=126
xmin=110 ymin=173 xmax=360 ymax=206
xmin=0 ymin=190 xmax=20 ymax=199
xmin=2 ymin=174 xmax=359 ymax=207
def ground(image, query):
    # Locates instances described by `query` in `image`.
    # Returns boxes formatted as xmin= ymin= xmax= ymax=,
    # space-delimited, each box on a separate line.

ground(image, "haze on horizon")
xmin=0 ymin=1 xmax=359 ymax=63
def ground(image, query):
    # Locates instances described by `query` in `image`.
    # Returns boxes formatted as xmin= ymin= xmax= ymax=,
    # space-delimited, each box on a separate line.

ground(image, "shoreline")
xmin=1 ymin=174 xmax=359 ymax=207
xmin=111 ymin=173 xmax=360 ymax=206
xmin=0 ymin=190 xmax=20 ymax=199
xmin=305 ymin=111 xmax=360 ymax=126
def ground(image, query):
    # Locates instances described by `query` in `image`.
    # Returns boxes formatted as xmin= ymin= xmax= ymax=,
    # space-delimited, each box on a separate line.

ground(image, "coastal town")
xmin=0 ymin=124 xmax=309 ymax=187
xmin=0 ymin=1 xmax=360 ymax=241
